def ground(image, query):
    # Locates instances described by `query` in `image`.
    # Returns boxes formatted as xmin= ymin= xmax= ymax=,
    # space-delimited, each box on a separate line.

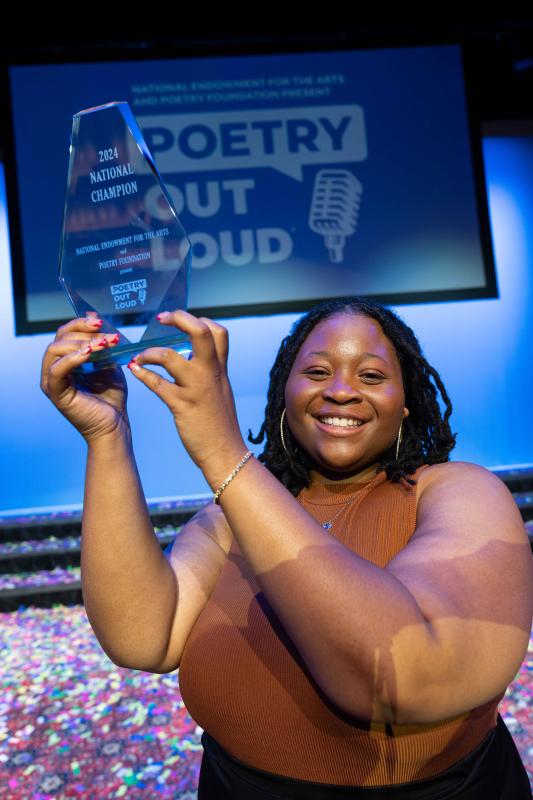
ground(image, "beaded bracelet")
xmin=213 ymin=450 xmax=254 ymax=504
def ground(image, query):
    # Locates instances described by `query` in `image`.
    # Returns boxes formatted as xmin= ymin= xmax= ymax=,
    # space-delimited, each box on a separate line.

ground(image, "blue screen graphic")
xmin=8 ymin=45 xmax=494 ymax=326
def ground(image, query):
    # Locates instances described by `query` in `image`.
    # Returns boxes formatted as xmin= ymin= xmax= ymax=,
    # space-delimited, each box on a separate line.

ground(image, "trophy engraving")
xmin=59 ymin=101 xmax=191 ymax=372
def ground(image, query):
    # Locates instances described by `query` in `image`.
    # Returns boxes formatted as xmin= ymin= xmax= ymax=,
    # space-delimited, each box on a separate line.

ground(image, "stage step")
xmin=0 ymin=468 xmax=531 ymax=612
xmin=0 ymin=496 xmax=210 ymax=611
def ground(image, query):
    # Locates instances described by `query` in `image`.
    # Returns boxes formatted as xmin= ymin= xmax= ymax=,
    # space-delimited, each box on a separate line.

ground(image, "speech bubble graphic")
xmin=131 ymin=105 xmax=367 ymax=181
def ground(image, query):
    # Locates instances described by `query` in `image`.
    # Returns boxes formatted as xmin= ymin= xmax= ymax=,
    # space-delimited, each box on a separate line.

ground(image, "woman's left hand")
xmin=127 ymin=310 xmax=247 ymax=476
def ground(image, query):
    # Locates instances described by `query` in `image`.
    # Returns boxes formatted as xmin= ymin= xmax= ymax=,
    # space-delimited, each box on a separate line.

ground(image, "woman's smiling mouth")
xmin=314 ymin=414 xmax=369 ymax=434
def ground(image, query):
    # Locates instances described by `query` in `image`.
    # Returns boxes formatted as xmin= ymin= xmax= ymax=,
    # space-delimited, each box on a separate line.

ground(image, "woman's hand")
xmin=40 ymin=314 xmax=130 ymax=444
xmin=127 ymin=310 xmax=246 ymax=476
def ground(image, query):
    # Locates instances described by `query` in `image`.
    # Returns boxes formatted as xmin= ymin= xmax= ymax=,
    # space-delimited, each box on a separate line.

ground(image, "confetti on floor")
xmin=0 ymin=605 xmax=201 ymax=798
xmin=0 ymin=605 xmax=531 ymax=798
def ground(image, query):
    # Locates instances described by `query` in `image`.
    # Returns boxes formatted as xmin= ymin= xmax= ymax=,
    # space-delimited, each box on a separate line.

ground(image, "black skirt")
xmin=197 ymin=714 xmax=532 ymax=799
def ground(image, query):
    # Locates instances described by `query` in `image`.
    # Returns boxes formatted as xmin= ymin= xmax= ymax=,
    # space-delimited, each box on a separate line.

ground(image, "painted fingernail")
xmin=81 ymin=345 xmax=92 ymax=355
xmin=110 ymin=333 xmax=120 ymax=344
xmin=96 ymin=337 xmax=108 ymax=346
xmin=157 ymin=312 xmax=169 ymax=320
xmin=88 ymin=319 xmax=103 ymax=327
xmin=127 ymin=360 xmax=140 ymax=371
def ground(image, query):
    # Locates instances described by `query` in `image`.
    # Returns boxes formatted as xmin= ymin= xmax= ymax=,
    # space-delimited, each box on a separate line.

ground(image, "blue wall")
xmin=1 ymin=135 xmax=532 ymax=514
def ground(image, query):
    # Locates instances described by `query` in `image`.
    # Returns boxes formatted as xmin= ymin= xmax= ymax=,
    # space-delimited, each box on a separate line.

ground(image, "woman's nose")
xmin=323 ymin=377 xmax=362 ymax=403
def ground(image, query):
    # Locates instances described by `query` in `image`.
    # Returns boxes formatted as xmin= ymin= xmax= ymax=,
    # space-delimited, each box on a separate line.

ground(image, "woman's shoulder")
xmin=415 ymin=460 xmax=505 ymax=497
xmin=414 ymin=461 xmax=525 ymax=540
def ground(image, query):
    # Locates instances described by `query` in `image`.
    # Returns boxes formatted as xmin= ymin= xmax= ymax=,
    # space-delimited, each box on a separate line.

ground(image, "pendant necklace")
xmin=303 ymin=472 xmax=381 ymax=532
xmin=320 ymin=492 xmax=362 ymax=530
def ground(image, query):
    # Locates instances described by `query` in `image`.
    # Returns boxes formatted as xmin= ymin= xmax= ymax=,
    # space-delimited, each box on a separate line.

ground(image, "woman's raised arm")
xmin=40 ymin=316 xmax=231 ymax=673
xmin=81 ymin=429 xmax=179 ymax=671
xmin=81 ymin=433 xmax=232 ymax=673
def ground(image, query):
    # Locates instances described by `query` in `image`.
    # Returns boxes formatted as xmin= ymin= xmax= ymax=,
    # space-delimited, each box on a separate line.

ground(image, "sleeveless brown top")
xmin=178 ymin=465 xmax=504 ymax=786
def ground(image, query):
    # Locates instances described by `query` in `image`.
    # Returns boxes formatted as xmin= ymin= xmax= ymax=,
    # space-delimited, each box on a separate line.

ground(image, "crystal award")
xmin=59 ymin=101 xmax=192 ymax=372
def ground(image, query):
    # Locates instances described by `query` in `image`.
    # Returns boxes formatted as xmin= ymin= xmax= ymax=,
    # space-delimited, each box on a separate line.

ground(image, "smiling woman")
xmin=283 ymin=313 xmax=410 ymax=481
xmin=249 ymin=297 xmax=456 ymax=494
xmin=40 ymin=296 xmax=533 ymax=799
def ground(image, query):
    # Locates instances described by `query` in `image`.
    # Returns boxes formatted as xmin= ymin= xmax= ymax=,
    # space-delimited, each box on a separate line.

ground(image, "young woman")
xmin=41 ymin=297 xmax=533 ymax=798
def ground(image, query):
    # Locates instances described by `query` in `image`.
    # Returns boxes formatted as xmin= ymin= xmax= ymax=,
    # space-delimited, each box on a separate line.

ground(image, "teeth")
xmin=320 ymin=416 xmax=362 ymax=428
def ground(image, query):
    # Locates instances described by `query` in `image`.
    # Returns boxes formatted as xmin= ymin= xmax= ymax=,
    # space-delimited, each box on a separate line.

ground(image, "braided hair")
xmin=248 ymin=296 xmax=456 ymax=496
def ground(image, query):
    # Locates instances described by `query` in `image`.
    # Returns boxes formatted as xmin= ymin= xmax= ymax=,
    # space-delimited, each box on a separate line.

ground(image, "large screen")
xmin=3 ymin=43 xmax=497 ymax=334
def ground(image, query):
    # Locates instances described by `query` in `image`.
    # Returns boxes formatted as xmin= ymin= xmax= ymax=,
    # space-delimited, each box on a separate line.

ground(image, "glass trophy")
xmin=59 ymin=101 xmax=192 ymax=373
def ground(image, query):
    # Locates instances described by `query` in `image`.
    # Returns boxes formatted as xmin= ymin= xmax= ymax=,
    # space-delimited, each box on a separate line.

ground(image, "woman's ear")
xmin=403 ymin=407 xmax=409 ymax=419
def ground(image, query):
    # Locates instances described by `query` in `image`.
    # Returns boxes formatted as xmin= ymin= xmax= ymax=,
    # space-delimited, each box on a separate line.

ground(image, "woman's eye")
xmin=360 ymin=372 xmax=384 ymax=382
xmin=303 ymin=369 xmax=328 ymax=377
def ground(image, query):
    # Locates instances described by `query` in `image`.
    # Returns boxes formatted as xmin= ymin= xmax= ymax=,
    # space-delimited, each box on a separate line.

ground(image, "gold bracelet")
xmin=213 ymin=450 xmax=253 ymax=504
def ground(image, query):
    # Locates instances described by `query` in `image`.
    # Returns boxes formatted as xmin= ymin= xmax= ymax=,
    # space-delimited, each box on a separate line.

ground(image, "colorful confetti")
xmin=0 ymin=605 xmax=202 ymax=798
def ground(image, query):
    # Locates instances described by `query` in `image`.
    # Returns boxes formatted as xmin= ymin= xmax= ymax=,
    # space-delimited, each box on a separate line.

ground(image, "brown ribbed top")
xmin=178 ymin=465 xmax=503 ymax=786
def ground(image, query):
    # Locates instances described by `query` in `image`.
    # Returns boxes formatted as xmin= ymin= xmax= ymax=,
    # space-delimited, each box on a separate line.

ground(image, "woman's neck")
xmin=309 ymin=462 xmax=379 ymax=486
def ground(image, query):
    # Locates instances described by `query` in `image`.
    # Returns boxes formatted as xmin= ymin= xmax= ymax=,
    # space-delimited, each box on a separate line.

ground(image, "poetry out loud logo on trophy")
xmin=59 ymin=101 xmax=192 ymax=372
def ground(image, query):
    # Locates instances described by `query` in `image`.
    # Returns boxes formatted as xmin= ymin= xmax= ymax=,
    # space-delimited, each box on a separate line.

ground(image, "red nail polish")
xmin=96 ymin=337 xmax=108 ymax=346
xmin=111 ymin=333 xmax=120 ymax=343
xmin=89 ymin=319 xmax=103 ymax=327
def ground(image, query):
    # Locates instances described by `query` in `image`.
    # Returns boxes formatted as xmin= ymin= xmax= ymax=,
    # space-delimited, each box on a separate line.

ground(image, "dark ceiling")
xmin=2 ymin=19 xmax=533 ymax=122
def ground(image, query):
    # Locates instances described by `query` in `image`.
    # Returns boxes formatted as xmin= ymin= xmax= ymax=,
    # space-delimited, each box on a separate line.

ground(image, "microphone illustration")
xmin=309 ymin=169 xmax=362 ymax=263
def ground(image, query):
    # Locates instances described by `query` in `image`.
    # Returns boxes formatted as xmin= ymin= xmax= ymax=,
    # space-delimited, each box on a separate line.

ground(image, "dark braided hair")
xmin=248 ymin=296 xmax=456 ymax=496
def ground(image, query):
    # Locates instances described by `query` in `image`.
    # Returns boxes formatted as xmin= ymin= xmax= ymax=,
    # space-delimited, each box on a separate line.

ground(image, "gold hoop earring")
xmin=280 ymin=408 xmax=289 ymax=456
xmin=395 ymin=419 xmax=403 ymax=461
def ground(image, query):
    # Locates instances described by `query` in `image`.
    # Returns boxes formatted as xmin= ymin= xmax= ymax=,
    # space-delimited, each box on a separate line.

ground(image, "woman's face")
xmin=284 ymin=312 xmax=409 ymax=481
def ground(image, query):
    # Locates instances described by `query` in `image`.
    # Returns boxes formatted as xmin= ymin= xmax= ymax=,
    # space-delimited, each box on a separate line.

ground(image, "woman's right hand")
xmin=41 ymin=315 xmax=130 ymax=444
